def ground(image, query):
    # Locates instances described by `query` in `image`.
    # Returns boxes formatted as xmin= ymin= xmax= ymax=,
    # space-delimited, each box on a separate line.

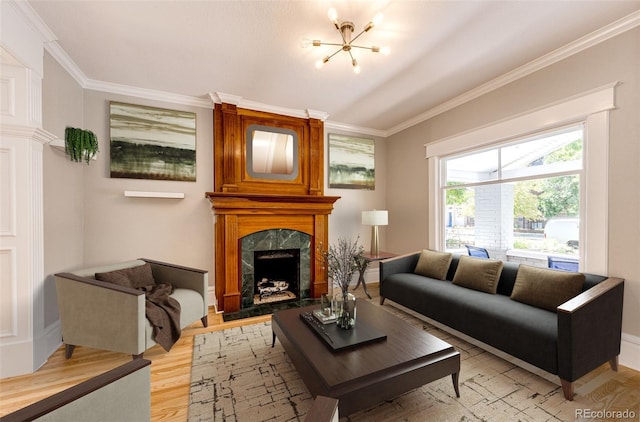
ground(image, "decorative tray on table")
xmin=300 ymin=311 xmax=387 ymax=352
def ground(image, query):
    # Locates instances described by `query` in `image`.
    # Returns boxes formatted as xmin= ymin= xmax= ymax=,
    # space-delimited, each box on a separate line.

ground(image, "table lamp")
xmin=362 ymin=210 xmax=388 ymax=256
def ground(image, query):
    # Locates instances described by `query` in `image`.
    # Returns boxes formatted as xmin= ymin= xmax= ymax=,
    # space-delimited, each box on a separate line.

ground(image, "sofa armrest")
xmin=379 ymin=252 xmax=421 ymax=302
xmin=304 ymin=396 xmax=339 ymax=422
xmin=557 ymin=277 xmax=624 ymax=382
xmin=379 ymin=251 xmax=421 ymax=281
xmin=142 ymin=259 xmax=208 ymax=308
xmin=0 ymin=359 xmax=151 ymax=422
xmin=55 ymin=273 xmax=146 ymax=356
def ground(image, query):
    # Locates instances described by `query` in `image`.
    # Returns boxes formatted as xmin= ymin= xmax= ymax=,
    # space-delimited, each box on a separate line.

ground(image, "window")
xmin=442 ymin=125 xmax=583 ymax=258
xmin=426 ymin=83 xmax=617 ymax=274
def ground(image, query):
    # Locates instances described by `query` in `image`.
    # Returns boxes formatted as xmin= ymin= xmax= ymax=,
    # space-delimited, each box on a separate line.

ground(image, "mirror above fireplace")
xmin=246 ymin=125 xmax=299 ymax=180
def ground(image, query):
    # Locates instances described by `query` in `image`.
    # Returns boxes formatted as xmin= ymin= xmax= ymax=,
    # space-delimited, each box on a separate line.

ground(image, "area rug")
xmin=188 ymin=305 xmax=640 ymax=421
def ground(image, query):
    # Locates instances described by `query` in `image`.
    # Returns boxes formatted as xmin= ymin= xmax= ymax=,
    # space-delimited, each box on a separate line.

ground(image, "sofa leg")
xmin=65 ymin=344 xmax=76 ymax=359
xmin=132 ymin=353 xmax=143 ymax=360
xmin=609 ymin=356 xmax=619 ymax=371
xmin=201 ymin=315 xmax=209 ymax=328
xmin=560 ymin=379 xmax=574 ymax=400
xmin=380 ymin=297 xmax=385 ymax=305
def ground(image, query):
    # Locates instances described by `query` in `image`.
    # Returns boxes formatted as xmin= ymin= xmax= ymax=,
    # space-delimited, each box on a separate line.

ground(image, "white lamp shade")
xmin=362 ymin=210 xmax=388 ymax=226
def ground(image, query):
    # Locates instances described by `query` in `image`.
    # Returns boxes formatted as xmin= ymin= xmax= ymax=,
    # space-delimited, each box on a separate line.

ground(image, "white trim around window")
xmin=426 ymin=82 xmax=618 ymax=274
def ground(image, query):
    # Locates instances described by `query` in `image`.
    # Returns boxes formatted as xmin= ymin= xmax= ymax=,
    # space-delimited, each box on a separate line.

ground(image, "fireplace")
xmin=207 ymin=102 xmax=339 ymax=313
xmin=208 ymin=193 xmax=338 ymax=312
xmin=240 ymin=228 xmax=311 ymax=310
xmin=253 ymin=249 xmax=300 ymax=305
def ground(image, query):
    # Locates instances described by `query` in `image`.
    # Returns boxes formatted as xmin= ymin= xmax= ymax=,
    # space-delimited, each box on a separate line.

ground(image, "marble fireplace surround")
xmin=207 ymin=193 xmax=340 ymax=313
xmin=242 ymin=230 xmax=309 ymax=309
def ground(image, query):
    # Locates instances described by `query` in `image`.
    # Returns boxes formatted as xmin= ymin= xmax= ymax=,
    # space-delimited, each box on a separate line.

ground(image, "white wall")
xmin=80 ymin=91 xmax=214 ymax=274
xmin=42 ymin=52 xmax=85 ymax=327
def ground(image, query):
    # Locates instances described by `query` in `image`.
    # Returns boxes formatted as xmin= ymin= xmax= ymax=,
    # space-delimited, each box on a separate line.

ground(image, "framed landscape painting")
xmin=109 ymin=102 xmax=196 ymax=181
xmin=328 ymin=134 xmax=375 ymax=190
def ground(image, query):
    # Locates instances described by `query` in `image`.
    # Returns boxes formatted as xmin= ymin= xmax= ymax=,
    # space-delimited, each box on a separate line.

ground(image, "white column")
xmin=1 ymin=0 xmax=59 ymax=378
xmin=474 ymin=184 xmax=514 ymax=255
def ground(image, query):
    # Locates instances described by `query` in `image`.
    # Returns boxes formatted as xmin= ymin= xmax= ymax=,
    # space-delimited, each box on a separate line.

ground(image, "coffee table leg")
xmin=451 ymin=372 xmax=460 ymax=398
xmin=272 ymin=331 xmax=276 ymax=348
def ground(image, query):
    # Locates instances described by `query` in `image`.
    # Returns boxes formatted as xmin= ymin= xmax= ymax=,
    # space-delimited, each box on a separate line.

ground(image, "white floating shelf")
xmin=124 ymin=191 xmax=185 ymax=199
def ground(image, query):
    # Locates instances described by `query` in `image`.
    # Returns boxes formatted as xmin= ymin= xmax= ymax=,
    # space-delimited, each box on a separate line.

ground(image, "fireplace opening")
xmin=253 ymin=249 xmax=300 ymax=305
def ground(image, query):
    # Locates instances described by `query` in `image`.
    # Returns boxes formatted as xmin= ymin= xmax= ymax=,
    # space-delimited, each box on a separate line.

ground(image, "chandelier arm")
xmin=349 ymin=28 xmax=369 ymax=45
xmin=316 ymin=42 xmax=344 ymax=48
xmin=326 ymin=48 xmax=344 ymax=61
xmin=350 ymin=44 xmax=377 ymax=51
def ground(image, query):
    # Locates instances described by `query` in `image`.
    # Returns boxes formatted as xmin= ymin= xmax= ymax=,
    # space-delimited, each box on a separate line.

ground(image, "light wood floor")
xmin=0 ymin=285 xmax=376 ymax=421
xmin=0 ymin=306 xmax=272 ymax=421
xmin=3 ymin=282 xmax=638 ymax=421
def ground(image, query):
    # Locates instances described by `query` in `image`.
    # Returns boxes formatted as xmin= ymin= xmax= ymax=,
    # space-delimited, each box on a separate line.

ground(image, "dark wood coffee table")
xmin=272 ymin=300 xmax=460 ymax=416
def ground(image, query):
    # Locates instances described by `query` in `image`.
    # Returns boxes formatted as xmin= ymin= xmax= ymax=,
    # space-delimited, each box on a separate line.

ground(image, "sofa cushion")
xmin=413 ymin=249 xmax=452 ymax=280
xmin=95 ymin=262 xmax=156 ymax=289
xmin=510 ymin=265 xmax=585 ymax=311
xmin=452 ymin=255 xmax=503 ymax=294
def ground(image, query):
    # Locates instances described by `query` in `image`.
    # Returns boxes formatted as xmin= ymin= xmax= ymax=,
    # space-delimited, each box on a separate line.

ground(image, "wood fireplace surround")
xmin=206 ymin=103 xmax=339 ymax=313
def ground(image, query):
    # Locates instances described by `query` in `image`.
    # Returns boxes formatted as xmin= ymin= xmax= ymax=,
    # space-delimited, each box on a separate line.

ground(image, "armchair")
xmin=55 ymin=258 xmax=208 ymax=359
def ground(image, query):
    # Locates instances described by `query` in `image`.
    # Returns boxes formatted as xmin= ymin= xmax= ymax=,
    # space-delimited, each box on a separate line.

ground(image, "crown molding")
xmin=9 ymin=0 xmax=57 ymax=42
xmin=324 ymin=120 xmax=387 ymax=138
xmin=210 ymin=92 xmax=329 ymax=121
xmin=386 ymin=9 xmax=640 ymax=137
xmin=2 ymin=124 xmax=57 ymax=145
xmin=20 ymin=3 xmax=640 ymax=137
xmin=44 ymin=41 xmax=89 ymax=86
xmin=83 ymin=79 xmax=212 ymax=108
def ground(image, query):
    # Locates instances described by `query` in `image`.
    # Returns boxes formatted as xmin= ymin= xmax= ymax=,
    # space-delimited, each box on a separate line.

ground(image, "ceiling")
xmin=26 ymin=0 xmax=640 ymax=136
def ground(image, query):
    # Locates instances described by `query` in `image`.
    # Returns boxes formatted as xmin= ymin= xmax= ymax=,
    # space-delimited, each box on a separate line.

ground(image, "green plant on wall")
xmin=65 ymin=127 xmax=99 ymax=164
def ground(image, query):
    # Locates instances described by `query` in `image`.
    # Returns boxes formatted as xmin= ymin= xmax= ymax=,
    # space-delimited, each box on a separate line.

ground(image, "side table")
xmin=353 ymin=252 xmax=398 ymax=299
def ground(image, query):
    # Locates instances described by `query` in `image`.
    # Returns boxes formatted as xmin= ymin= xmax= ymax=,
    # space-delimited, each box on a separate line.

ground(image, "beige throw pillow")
xmin=413 ymin=249 xmax=453 ymax=280
xmin=510 ymin=264 xmax=584 ymax=311
xmin=452 ymin=255 xmax=503 ymax=294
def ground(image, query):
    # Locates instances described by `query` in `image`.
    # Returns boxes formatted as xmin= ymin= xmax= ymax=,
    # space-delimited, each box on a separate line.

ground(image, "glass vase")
xmin=334 ymin=292 xmax=356 ymax=330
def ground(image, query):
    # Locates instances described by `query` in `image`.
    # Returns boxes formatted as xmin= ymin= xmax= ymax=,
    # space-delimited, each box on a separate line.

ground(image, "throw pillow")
xmin=95 ymin=262 xmax=156 ymax=289
xmin=510 ymin=264 xmax=584 ymax=311
xmin=452 ymin=255 xmax=503 ymax=294
xmin=413 ymin=249 xmax=453 ymax=280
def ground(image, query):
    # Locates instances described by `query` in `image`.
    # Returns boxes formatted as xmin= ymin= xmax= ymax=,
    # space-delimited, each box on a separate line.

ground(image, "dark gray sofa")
xmin=379 ymin=252 xmax=624 ymax=401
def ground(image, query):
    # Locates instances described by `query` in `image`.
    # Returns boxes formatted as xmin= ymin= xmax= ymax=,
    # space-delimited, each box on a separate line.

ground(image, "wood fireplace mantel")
xmin=208 ymin=103 xmax=338 ymax=313
xmin=206 ymin=192 xmax=340 ymax=313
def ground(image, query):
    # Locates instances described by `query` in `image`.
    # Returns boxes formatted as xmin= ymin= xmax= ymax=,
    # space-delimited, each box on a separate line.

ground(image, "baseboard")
xmin=34 ymin=320 xmax=62 ymax=372
xmin=620 ymin=333 xmax=640 ymax=371
xmin=207 ymin=287 xmax=221 ymax=313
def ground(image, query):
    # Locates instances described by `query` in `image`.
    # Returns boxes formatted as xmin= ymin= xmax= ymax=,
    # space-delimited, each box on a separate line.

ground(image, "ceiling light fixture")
xmin=302 ymin=7 xmax=390 ymax=74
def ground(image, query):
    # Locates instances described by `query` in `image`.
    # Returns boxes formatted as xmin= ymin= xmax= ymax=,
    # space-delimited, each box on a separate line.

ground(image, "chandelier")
xmin=303 ymin=8 xmax=389 ymax=74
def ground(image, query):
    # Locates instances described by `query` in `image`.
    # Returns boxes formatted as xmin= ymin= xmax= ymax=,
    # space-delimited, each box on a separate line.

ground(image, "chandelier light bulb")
xmin=380 ymin=46 xmax=391 ymax=55
xmin=327 ymin=8 xmax=338 ymax=23
xmin=352 ymin=59 xmax=361 ymax=74
xmin=316 ymin=56 xmax=330 ymax=69
xmin=301 ymin=39 xmax=312 ymax=48
xmin=372 ymin=12 xmax=384 ymax=26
